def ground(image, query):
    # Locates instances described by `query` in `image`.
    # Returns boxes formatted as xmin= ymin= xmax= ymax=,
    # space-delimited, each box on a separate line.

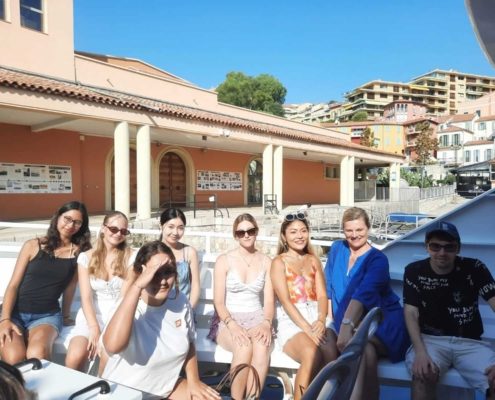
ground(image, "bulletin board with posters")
xmin=0 ymin=162 xmax=73 ymax=194
xmin=196 ymin=170 xmax=242 ymax=191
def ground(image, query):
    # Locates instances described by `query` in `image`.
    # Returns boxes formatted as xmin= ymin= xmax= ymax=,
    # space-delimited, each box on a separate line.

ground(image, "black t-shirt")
xmin=403 ymin=257 xmax=495 ymax=339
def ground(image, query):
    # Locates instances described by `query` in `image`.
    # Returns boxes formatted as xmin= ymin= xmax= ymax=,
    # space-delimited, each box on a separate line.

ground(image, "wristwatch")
xmin=342 ymin=318 xmax=356 ymax=330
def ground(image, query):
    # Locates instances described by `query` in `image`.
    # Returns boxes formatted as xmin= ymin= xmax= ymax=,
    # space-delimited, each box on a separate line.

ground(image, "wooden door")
xmin=159 ymin=152 xmax=186 ymax=208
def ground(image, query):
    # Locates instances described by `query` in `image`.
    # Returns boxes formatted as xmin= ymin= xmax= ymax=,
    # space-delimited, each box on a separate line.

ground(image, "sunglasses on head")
xmin=234 ymin=227 xmax=258 ymax=239
xmin=428 ymin=242 xmax=458 ymax=253
xmin=284 ymin=212 xmax=306 ymax=222
xmin=105 ymin=225 xmax=131 ymax=236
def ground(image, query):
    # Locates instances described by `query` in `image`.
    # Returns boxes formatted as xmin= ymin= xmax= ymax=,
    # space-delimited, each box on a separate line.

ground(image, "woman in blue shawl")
xmin=325 ymin=207 xmax=409 ymax=400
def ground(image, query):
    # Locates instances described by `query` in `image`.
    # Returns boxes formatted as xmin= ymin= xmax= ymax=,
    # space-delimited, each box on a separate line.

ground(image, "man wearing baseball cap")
xmin=403 ymin=220 xmax=495 ymax=400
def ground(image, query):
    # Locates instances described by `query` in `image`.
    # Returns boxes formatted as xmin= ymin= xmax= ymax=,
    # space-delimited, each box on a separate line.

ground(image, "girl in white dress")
xmin=65 ymin=211 xmax=133 ymax=373
xmin=210 ymin=213 xmax=274 ymax=399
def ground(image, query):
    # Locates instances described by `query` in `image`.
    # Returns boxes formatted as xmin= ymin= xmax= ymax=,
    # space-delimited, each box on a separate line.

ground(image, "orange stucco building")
xmin=0 ymin=0 xmax=404 ymax=220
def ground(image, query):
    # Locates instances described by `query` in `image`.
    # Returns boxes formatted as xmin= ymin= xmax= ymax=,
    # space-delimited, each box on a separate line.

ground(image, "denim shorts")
xmin=11 ymin=310 xmax=63 ymax=334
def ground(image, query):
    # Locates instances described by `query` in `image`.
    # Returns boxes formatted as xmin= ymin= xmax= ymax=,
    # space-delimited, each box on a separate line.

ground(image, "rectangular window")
xmin=452 ymin=134 xmax=460 ymax=146
xmin=485 ymin=149 xmax=492 ymax=160
xmin=325 ymin=165 xmax=340 ymax=179
xmin=465 ymin=150 xmax=471 ymax=162
xmin=474 ymin=149 xmax=480 ymax=162
xmin=479 ymin=122 xmax=486 ymax=130
xmin=0 ymin=0 xmax=5 ymax=20
xmin=20 ymin=0 xmax=43 ymax=32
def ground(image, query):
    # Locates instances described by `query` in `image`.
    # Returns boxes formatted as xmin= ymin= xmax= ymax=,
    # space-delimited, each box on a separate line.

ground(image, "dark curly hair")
xmin=42 ymin=201 xmax=92 ymax=255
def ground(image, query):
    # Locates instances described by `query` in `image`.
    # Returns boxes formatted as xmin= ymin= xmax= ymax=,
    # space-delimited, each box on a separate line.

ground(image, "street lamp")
xmin=450 ymin=144 xmax=461 ymax=166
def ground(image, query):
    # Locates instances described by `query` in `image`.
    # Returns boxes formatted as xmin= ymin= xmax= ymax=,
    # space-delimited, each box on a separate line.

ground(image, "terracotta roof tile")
xmin=0 ymin=66 xmax=399 ymax=156
xmin=463 ymin=140 xmax=494 ymax=146
xmin=477 ymin=115 xmax=495 ymax=122
xmin=437 ymin=126 xmax=473 ymax=134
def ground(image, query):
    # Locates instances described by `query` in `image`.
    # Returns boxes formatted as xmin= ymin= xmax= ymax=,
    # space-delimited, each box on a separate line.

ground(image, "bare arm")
xmin=313 ymin=256 xmax=328 ymax=323
xmin=62 ymin=269 xmax=78 ymax=325
xmin=103 ymin=260 xmax=164 ymax=354
xmin=182 ymin=343 xmax=221 ymax=399
xmin=0 ymin=239 xmax=38 ymax=344
xmin=263 ymin=256 xmax=275 ymax=323
xmin=187 ymin=246 xmax=200 ymax=309
xmin=404 ymin=303 xmax=438 ymax=381
xmin=212 ymin=254 xmax=230 ymax=322
xmin=487 ymin=296 xmax=495 ymax=313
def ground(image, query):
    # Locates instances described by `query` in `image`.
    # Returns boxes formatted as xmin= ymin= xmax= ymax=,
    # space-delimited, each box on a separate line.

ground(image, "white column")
xmin=340 ymin=156 xmax=349 ymax=206
xmin=389 ymin=162 xmax=401 ymax=202
xmin=273 ymin=145 xmax=283 ymax=210
xmin=340 ymin=156 xmax=355 ymax=207
xmin=136 ymin=125 xmax=151 ymax=220
xmin=262 ymin=144 xmax=273 ymax=208
xmin=114 ymin=121 xmax=130 ymax=217
xmin=348 ymin=156 xmax=355 ymax=205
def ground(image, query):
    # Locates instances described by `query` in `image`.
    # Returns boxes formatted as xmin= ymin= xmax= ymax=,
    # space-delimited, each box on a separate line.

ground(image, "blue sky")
xmin=73 ymin=1 xmax=495 ymax=104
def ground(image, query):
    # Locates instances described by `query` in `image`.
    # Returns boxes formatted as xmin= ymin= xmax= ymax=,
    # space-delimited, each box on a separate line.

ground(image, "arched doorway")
xmin=159 ymin=152 xmax=186 ymax=208
xmin=110 ymin=149 xmax=137 ymax=210
xmin=247 ymin=159 xmax=263 ymax=205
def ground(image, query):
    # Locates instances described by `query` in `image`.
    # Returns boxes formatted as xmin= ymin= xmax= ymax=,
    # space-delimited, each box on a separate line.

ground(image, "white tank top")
xmin=225 ymin=255 xmax=266 ymax=313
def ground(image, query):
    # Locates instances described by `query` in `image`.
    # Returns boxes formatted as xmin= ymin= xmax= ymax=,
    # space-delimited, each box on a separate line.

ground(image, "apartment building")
xmin=283 ymin=101 xmax=342 ymax=124
xmin=342 ymin=70 xmax=495 ymax=121
xmin=321 ymin=121 xmax=404 ymax=156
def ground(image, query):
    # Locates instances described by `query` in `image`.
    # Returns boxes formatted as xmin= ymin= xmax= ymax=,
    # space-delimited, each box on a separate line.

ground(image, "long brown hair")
xmin=276 ymin=217 xmax=316 ymax=256
xmin=88 ymin=211 xmax=131 ymax=279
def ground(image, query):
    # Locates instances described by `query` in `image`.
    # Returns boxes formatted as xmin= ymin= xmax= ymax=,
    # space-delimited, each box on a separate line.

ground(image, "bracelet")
xmin=224 ymin=316 xmax=233 ymax=326
xmin=0 ymin=318 xmax=10 ymax=324
xmin=264 ymin=318 xmax=272 ymax=326
xmin=133 ymin=282 xmax=144 ymax=290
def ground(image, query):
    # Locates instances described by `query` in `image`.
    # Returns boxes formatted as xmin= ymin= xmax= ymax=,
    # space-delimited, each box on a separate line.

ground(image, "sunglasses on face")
xmin=152 ymin=266 xmax=177 ymax=280
xmin=62 ymin=215 xmax=83 ymax=228
xmin=428 ymin=242 xmax=458 ymax=253
xmin=105 ymin=225 xmax=131 ymax=236
xmin=234 ymin=227 xmax=258 ymax=239
xmin=284 ymin=212 xmax=307 ymax=222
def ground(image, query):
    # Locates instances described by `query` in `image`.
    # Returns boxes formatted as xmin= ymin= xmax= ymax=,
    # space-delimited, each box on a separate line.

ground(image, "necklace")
xmin=54 ymin=243 xmax=73 ymax=258
xmin=238 ymin=250 xmax=257 ymax=268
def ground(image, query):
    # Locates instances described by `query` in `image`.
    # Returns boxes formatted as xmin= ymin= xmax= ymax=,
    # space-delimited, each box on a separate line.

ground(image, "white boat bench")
xmin=1 ymin=245 xmax=493 ymax=399
xmin=196 ymin=253 xmax=495 ymax=399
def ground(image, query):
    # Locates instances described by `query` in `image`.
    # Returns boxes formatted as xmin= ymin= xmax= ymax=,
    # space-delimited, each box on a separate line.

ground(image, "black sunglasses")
xmin=153 ymin=266 xmax=177 ymax=280
xmin=428 ymin=242 xmax=458 ymax=253
xmin=105 ymin=225 xmax=131 ymax=236
xmin=234 ymin=227 xmax=258 ymax=239
xmin=284 ymin=212 xmax=306 ymax=222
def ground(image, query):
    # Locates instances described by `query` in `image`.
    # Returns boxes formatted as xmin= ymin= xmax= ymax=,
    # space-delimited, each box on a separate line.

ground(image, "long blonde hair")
xmin=88 ymin=211 xmax=131 ymax=279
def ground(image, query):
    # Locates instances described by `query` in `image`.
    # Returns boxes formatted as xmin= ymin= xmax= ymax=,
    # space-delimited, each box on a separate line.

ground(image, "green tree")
xmin=360 ymin=127 xmax=375 ymax=147
xmin=351 ymin=111 xmax=368 ymax=121
xmin=216 ymin=72 xmax=287 ymax=117
xmin=414 ymin=122 xmax=438 ymax=166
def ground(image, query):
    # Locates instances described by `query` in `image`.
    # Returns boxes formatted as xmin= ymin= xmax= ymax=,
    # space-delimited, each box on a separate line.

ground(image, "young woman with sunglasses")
xmin=270 ymin=213 xmax=334 ymax=400
xmin=209 ymin=213 xmax=274 ymax=399
xmin=159 ymin=208 xmax=200 ymax=308
xmin=324 ymin=207 xmax=409 ymax=400
xmin=101 ymin=241 xmax=220 ymax=399
xmin=0 ymin=201 xmax=91 ymax=364
xmin=65 ymin=211 xmax=135 ymax=373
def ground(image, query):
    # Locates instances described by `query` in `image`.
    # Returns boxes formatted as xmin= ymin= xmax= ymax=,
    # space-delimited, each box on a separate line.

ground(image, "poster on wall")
xmin=196 ymin=170 xmax=242 ymax=191
xmin=0 ymin=163 xmax=72 ymax=194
